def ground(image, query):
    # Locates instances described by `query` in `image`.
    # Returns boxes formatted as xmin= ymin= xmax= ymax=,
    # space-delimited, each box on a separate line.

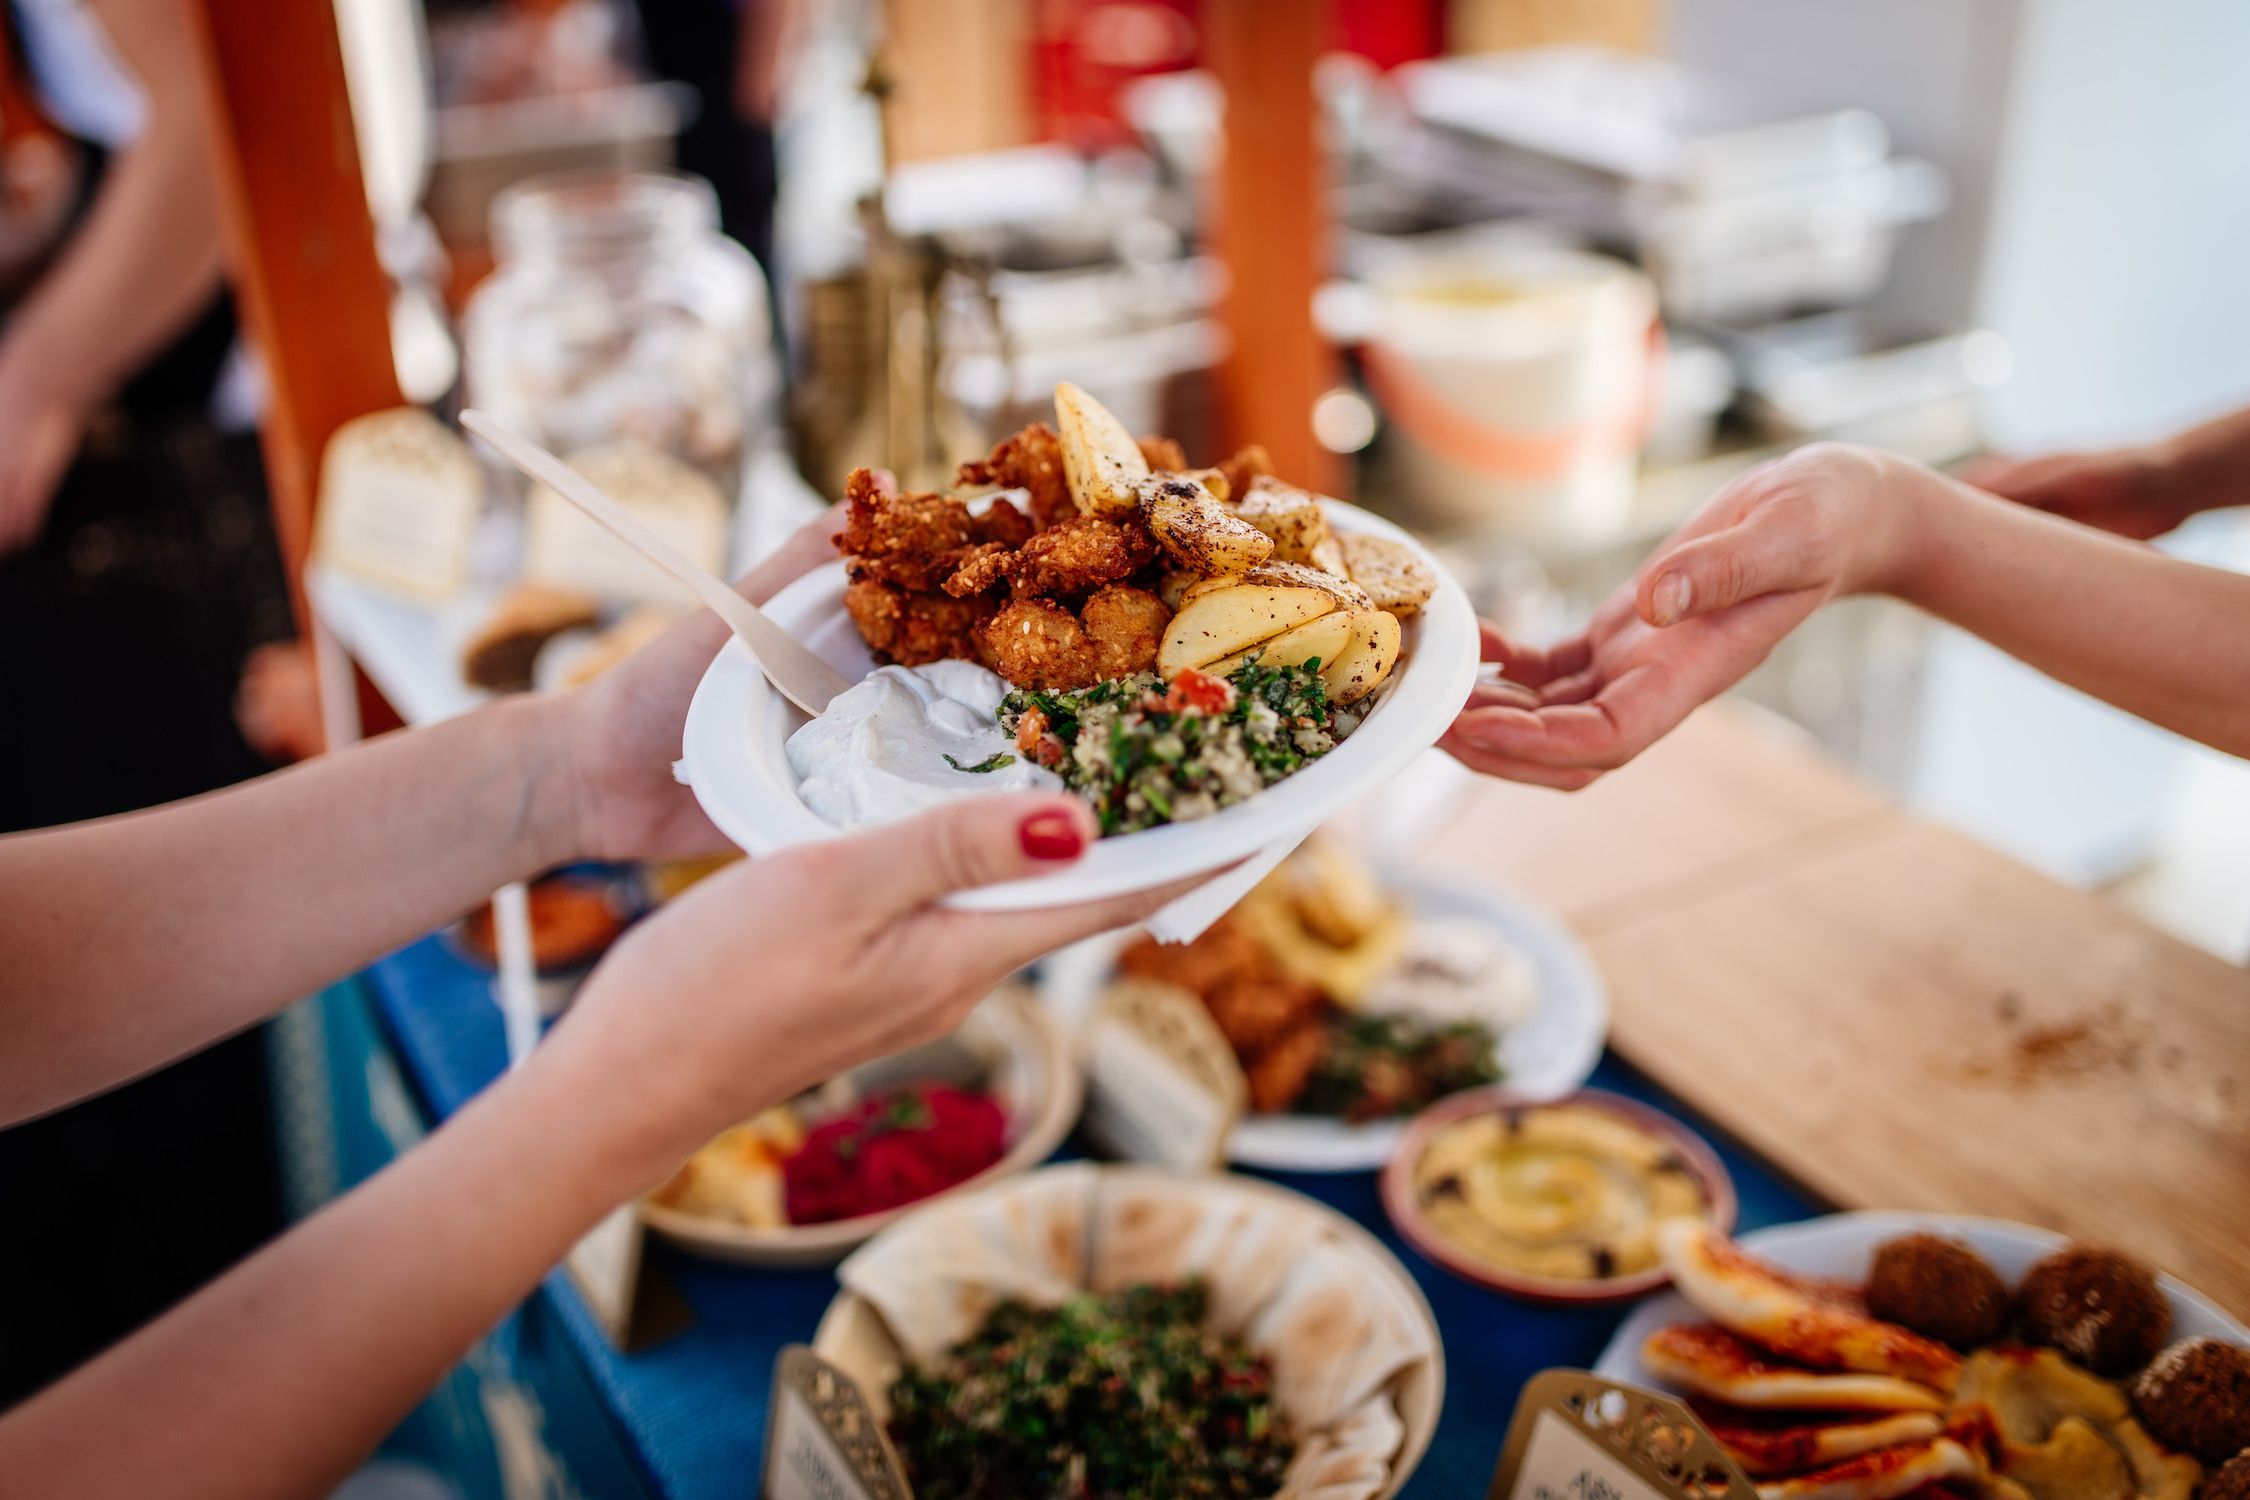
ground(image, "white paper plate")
xmin=1041 ymin=873 xmax=1608 ymax=1172
xmin=679 ymin=500 xmax=1481 ymax=911
xmin=1595 ymin=1210 xmax=2250 ymax=1386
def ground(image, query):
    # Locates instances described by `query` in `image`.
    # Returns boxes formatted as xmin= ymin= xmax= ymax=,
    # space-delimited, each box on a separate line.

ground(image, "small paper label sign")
xmin=1488 ymin=1371 xmax=1757 ymax=1500
xmin=313 ymin=408 xmax=482 ymax=601
xmin=763 ymin=1347 xmax=911 ymax=1500
xmin=1079 ymin=979 xmax=1244 ymax=1172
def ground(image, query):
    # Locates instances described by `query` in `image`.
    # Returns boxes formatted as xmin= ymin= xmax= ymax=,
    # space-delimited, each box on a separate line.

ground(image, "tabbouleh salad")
xmin=886 ymin=1279 xmax=1295 ymax=1500
xmin=998 ymin=659 xmax=1359 ymax=836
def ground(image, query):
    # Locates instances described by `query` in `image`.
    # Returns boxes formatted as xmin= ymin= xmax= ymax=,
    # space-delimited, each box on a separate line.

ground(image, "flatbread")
xmin=1248 ymin=1241 xmax=1435 ymax=1430
xmin=1752 ymin=1437 xmax=1979 ymax=1500
xmin=836 ymin=1163 xmax=1096 ymax=1361
xmin=1659 ymin=1223 xmax=1962 ymax=1391
xmin=1643 ymin=1324 xmax=1947 ymax=1413
xmin=1694 ymin=1405 xmax=1946 ymax=1477
xmin=1087 ymin=1175 xmax=1314 ymax=1333
xmin=1277 ymin=1397 xmax=1407 ymax=1500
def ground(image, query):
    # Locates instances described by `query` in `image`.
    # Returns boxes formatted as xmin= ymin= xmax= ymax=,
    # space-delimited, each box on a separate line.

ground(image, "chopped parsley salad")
xmin=996 ymin=658 xmax=1360 ymax=836
xmin=886 ymin=1279 xmax=1295 ymax=1500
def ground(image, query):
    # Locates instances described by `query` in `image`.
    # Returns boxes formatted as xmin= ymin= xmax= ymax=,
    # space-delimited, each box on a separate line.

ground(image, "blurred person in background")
xmin=0 ymin=0 xmax=293 ymax=1407
xmin=1444 ymin=426 xmax=2250 ymax=792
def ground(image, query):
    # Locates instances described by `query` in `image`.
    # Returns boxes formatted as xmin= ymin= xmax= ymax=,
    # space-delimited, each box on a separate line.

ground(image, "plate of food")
xmin=680 ymin=383 xmax=1481 ymax=909
xmin=1041 ymin=838 xmax=1608 ymax=1171
xmin=813 ymin=1163 xmax=1445 ymax=1500
xmin=639 ymin=990 xmax=1078 ymax=1266
xmin=1382 ymin=1089 xmax=1736 ymax=1302
xmin=1596 ymin=1214 xmax=2250 ymax=1500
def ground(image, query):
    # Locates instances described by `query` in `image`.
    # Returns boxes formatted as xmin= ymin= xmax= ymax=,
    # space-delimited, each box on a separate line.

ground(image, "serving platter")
xmin=679 ymin=498 xmax=1481 ymax=910
xmin=1041 ymin=872 xmax=1608 ymax=1172
xmin=638 ymin=991 xmax=1078 ymax=1267
xmin=813 ymin=1164 xmax=1445 ymax=1500
xmin=1594 ymin=1210 xmax=2250 ymax=1385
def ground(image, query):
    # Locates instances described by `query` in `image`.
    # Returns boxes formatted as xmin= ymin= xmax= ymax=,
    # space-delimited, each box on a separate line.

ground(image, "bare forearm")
xmin=2158 ymin=403 xmax=2250 ymax=514
xmin=1894 ymin=469 xmax=2250 ymax=753
xmin=1 ymin=0 xmax=225 ymax=408
xmin=0 ymin=697 xmax=578 ymax=1125
xmin=0 ymin=1034 xmax=682 ymax=1500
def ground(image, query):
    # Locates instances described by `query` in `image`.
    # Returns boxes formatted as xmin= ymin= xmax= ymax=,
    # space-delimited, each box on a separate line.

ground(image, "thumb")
xmin=839 ymin=792 xmax=1098 ymax=912
xmin=1635 ymin=508 xmax=1829 ymax=627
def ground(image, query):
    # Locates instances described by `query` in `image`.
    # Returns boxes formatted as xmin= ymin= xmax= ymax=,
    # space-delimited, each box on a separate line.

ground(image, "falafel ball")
xmin=2132 ymin=1336 xmax=2250 ymax=1464
xmin=2016 ymin=1243 xmax=2172 ymax=1375
xmin=1866 ymin=1233 xmax=2010 ymax=1349
xmin=2203 ymin=1451 xmax=2250 ymax=1500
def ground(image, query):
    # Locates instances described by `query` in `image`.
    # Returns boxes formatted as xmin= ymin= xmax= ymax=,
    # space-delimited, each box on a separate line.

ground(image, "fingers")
xmin=1474 ymin=620 xmax=1591 ymax=690
xmin=840 ymin=791 xmax=1099 ymax=913
xmin=964 ymin=869 xmax=1218 ymax=964
xmin=1447 ymin=658 xmax=1696 ymax=774
xmin=1634 ymin=506 xmax=1830 ymax=627
xmin=740 ymin=502 xmax=846 ymax=607
xmin=1437 ymin=729 xmax=1602 ymax=790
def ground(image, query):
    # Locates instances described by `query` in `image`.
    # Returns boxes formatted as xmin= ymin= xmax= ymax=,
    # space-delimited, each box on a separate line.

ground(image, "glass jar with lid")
xmin=463 ymin=169 xmax=773 ymax=511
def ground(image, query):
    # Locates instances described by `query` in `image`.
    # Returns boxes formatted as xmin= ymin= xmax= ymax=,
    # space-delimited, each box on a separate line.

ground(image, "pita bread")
xmin=1643 ymin=1324 xmax=1947 ymax=1413
xmin=1277 ymin=1397 xmax=1407 ymax=1500
xmin=1694 ymin=1405 xmax=1947 ymax=1477
xmin=1659 ymin=1223 xmax=1962 ymax=1392
xmin=1751 ymin=1437 xmax=1979 ymax=1500
xmin=1088 ymin=1176 xmax=1320 ymax=1332
xmin=1248 ymin=1241 xmax=1436 ymax=1430
xmin=836 ymin=1163 xmax=1096 ymax=1361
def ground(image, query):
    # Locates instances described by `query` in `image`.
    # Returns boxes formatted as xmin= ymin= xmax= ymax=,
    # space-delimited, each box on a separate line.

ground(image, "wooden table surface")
xmin=1420 ymin=703 xmax=2250 ymax=1316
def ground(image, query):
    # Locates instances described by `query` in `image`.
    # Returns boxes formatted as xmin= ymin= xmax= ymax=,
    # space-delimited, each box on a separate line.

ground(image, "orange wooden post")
xmin=185 ymin=0 xmax=400 ymax=637
xmin=1205 ymin=0 xmax=1336 ymax=493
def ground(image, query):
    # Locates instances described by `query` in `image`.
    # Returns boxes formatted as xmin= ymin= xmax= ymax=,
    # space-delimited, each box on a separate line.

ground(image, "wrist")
xmin=491 ymin=693 xmax=591 ymax=872
xmin=1841 ymin=448 xmax=1945 ymax=601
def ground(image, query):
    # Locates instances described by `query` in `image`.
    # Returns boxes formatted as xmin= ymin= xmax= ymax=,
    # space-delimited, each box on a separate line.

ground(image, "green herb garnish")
xmin=943 ymin=751 xmax=1015 ymax=774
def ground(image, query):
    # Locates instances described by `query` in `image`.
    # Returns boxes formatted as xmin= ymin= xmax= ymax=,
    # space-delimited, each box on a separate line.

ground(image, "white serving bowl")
xmin=681 ymin=500 xmax=1481 ymax=910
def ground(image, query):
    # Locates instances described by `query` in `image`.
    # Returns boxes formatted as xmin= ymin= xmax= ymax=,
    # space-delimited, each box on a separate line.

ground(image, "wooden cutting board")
xmin=1587 ymin=816 xmax=2250 ymax=1316
xmin=1413 ymin=703 xmax=2250 ymax=1314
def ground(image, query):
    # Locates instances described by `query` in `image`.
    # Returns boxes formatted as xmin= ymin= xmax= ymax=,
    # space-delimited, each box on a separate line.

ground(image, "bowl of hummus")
xmin=1380 ymin=1088 xmax=1735 ymax=1303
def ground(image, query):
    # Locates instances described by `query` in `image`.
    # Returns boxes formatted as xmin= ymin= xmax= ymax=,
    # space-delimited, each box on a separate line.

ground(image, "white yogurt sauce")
xmin=786 ymin=660 xmax=1063 ymax=829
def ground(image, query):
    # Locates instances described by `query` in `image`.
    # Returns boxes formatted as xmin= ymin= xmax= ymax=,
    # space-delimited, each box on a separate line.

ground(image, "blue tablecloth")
xmin=363 ymin=936 xmax=1820 ymax=1500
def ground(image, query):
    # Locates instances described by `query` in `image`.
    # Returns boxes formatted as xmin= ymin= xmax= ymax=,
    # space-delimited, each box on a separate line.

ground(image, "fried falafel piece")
xmin=1003 ymin=513 xmax=1163 ymax=599
xmin=957 ymin=422 xmax=1076 ymax=529
xmin=1138 ymin=434 xmax=1189 ymax=473
xmin=1866 ymin=1234 xmax=2011 ymax=1350
xmin=1117 ymin=917 xmax=1272 ymax=999
xmin=2204 ymin=1451 xmax=2250 ymax=1500
xmin=837 ymin=467 xmax=982 ymax=591
xmin=1080 ymin=584 xmax=1170 ymax=679
xmin=844 ymin=578 xmax=992 ymax=666
xmin=1213 ymin=443 xmax=1275 ymax=501
xmin=942 ymin=541 xmax=1015 ymax=597
xmin=1245 ymin=1018 xmax=1328 ymax=1113
xmin=2018 ymin=1244 xmax=2173 ymax=1375
xmin=1205 ymin=972 xmax=1323 ymax=1058
xmin=975 ymin=597 xmax=1100 ymax=690
xmin=2134 ymin=1337 xmax=2250 ymax=1463
xmin=973 ymin=496 xmax=1037 ymax=548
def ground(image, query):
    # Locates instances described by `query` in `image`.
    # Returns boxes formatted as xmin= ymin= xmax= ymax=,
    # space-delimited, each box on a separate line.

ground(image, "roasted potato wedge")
xmin=1309 ymin=536 xmax=1349 ymax=580
xmin=1187 ymin=558 xmax=1373 ymax=612
xmin=1337 ymin=534 xmax=1436 ymax=617
xmin=1154 ymin=569 xmax=1200 ymax=612
xmin=1234 ymin=475 xmax=1331 ymax=563
xmin=1320 ymin=610 xmax=1401 ymax=704
xmin=1178 ymin=466 xmax=1231 ymax=502
xmin=1139 ymin=474 xmax=1274 ymax=576
xmin=1158 ymin=584 xmax=1337 ymax=677
xmin=1055 ymin=380 xmax=1150 ymax=517
xmin=1202 ymin=608 xmax=1357 ymax=679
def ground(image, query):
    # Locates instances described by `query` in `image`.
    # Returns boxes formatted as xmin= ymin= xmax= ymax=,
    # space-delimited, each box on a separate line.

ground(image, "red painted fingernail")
xmin=1019 ymin=811 xmax=1084 ymax=862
